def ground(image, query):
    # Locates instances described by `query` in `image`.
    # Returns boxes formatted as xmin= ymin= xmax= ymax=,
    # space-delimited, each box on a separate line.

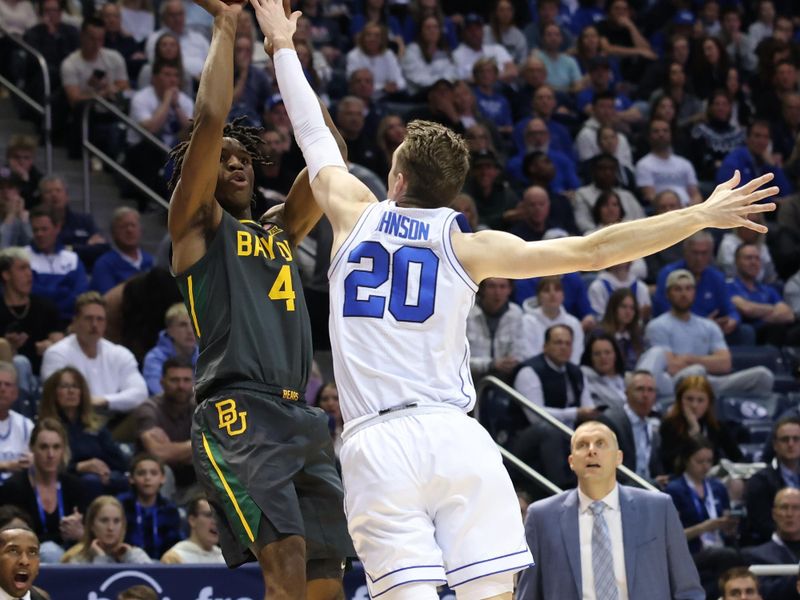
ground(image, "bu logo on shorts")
xmin=216 ymin=398 xmax=248 ymax=436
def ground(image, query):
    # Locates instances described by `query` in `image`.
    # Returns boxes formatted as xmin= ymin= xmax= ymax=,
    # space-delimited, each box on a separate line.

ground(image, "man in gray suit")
xmin=598 ymin=370 xmax=666 ymax=485
xmin=517 ymin=421 xmax=703 ymax=600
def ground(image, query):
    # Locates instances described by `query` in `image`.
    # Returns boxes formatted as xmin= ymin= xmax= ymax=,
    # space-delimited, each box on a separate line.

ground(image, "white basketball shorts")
xmin=339 ymin=405 xmax=534 ymax=598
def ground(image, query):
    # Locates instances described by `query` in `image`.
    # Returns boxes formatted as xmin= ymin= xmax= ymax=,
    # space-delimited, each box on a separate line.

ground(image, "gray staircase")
xmin=0 ymin=95 xmax=166 ymax=256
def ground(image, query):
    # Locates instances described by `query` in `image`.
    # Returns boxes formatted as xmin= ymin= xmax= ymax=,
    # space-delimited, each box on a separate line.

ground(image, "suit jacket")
xmin=742 ymin=539 xmax=800 ymax=600
xmin=745 ymin=463 xmax=788 ymax=546
xmin=598 ymin=406 xmax=663 ymax=481
xmin=517 ymin=485 xmax=703 ymax=600
xmin=31 ymin=587 xmax=49 ymax=600
xmin=664 ymin=476 xmax=730 ymax=554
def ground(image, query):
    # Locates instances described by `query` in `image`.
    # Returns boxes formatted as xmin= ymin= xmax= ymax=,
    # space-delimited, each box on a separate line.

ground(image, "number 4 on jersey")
xmin=269 ymin=264 xmax=296 ymax=311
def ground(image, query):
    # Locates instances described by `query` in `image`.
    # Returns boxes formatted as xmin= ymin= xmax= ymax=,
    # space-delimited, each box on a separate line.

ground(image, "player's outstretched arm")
xmin=168 ymin=0 xmax=242 ymax=269
xmin=454 ymin=171 xmax=778 ymax=283
xmin=250 ymin=0 xmax=375 ymax=239
xmin=280 ymin=101 xmax=348 ymax=247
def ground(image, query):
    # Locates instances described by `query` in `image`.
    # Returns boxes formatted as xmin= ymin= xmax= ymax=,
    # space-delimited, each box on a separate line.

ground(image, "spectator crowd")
xmin=4 ymin=0 xmax=800 ymax=597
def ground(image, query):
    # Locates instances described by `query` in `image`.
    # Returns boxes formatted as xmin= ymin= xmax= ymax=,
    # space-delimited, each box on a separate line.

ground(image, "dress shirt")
xmin=578 ymin=485 xmax=628 ymax=600
xmin=623 ymin=403 xmax=653 ymax=479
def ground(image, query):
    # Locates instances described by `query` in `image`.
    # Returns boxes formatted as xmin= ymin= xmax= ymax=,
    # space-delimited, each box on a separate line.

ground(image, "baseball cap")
xmin=587 ymin=56 xmax=611 ymax=71
xmin=471 ymin=149 xmax=500 ymax=168
xmin=464 ymin=13 xmax=483 ymax=26
xmin=665 ymin=268 xmax=695 ymax=289
xmin=673 ymin=10 xmax=695 ymax=25
xmin=268 ymin=94 xmax=284 ymax=110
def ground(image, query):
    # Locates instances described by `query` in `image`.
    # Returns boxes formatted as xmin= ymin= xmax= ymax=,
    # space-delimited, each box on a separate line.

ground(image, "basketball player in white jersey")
xmin=250 ymin=1 xmax=778 ymax=598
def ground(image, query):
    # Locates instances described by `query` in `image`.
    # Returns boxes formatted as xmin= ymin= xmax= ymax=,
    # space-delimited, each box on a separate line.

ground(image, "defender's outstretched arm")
xmin=454 ymin=171 xmax=778 ymax=283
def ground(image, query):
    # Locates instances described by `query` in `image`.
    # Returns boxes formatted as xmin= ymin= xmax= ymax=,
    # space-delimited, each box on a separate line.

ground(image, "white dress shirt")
xmin=578 ymin=484 xmax=629 ymax=600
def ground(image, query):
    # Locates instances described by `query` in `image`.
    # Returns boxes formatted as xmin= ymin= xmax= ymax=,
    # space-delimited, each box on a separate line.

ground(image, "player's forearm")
xmin=584 ymin=205 xmax=706 ymax=271
xmin=193 ymin=13 xmax=238 ymax=127
xmin=273 ymin=47 xmax=346 ymax=181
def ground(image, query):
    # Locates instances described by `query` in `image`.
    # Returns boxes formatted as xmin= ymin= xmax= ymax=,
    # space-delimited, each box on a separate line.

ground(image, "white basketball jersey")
xmin=328 ymin=201 xmax=478 ymax=423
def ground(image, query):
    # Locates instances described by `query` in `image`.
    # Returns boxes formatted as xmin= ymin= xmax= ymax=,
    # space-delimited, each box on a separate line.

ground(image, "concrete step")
xmin=0 ymin=95 xmax=167 ymax=255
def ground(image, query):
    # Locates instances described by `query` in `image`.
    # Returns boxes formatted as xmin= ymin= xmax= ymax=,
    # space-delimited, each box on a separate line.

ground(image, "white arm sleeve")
xmin=273 ymin=48 xmax=346 ymax=182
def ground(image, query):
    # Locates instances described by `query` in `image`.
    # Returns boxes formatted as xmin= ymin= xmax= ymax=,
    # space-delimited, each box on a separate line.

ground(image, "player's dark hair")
xmin=167 ymin=116 xmax=269 ymax=192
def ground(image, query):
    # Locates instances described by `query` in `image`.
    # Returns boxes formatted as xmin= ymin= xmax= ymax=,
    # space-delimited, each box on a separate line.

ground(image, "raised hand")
xmin=698 ymin=171 xmax=778 ymax=232
xmin=192 ymin=0 xmax=243 ymax=19
xmin=249 ymin=0 xmax=300 ymax=46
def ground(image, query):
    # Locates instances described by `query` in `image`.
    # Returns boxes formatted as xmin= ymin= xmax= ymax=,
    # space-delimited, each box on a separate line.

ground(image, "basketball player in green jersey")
xmin=167 ymin=1 xmax=352 ymax=598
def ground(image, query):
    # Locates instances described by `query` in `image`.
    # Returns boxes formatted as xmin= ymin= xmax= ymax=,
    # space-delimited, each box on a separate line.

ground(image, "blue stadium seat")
xmin=730 ymin=345 xmax=782 ymax=373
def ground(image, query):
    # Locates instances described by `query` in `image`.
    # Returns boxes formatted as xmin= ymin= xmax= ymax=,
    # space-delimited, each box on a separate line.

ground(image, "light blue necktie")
xmin=590 ymin=500 xmax=619 ymax=600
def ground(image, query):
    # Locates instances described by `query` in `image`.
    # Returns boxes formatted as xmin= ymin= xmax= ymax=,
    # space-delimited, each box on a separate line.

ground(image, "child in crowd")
xmin=117 ymin=453 xmax=181 ymax=560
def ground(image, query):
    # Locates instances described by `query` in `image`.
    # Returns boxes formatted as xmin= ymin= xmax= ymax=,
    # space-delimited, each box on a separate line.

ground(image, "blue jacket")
xmin=716 ymin=146 xmax=793 ymax=195
xmin=142 ymin=329 xmax=199 ymax=395
xmin=26 ymin=243 xmax=89 ymax=325
xmin=506 ymin=148 xmax=581 ymax=196
xmin=91 ymin=248 xmax=154 ymax=294
xmin=653 ymin=260 xmax=741 ymax=322
xmin=665 ymin=476 xmax=730 ymax=554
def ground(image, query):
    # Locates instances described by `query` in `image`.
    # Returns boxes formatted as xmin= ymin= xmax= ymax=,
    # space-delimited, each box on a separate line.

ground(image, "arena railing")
xmin=749 ymin=565 xmax=800 ymax=576
xmin=475 ymin=375 xmax=658 ymax=494
xmin=0 ymin=23 xmax=53 ymax=174
xmin=81 ymin=93 xmax=170 ymax=213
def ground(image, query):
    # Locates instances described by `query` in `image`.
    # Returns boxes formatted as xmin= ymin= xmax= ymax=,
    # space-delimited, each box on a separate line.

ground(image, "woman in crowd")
xmin=595 ymin=288 xmax=645 ymax=372
xmin=660 ymin=375 xmax=743 ymax=474
xmin=38 ymin=367 xmax=129 ymax=499
xmin=61 ymin=496 xmax=151 ymax=564
xmin=408 ymin=0 xmax=457 ymax=49
xmin=349 ymin=0 xmax=404 ymax=45
xmin=375 ymin=114 xmax=406 ymax=180
xmin=137 ymin=32 xmax=193 ymax=95
xmin=650 ymin=62 xmax=704 ymax=129
xmin=160 ymin=497 xmax=223 ymax=564
xmin=725 ymin=66 xmax=752 ymax=128
xmin=0 ymin=418 xmax=87 ymax=561
xmin=689 ymin=90 xmax=745 ymax=182
xmin=450 ymin=193 xmax=486 ymax=233
xmin=690 ymin=36 xmax=731 ymax=100
xmin=580 ymin=333 xmax=627 ymax=409
xmin=346 ymin=23 xmax=406 ymax=99
xmin=315 ymin=381 xmax=343 ymax=458
xmin=665 ymin=435 xmax=738 ymax=555
xmin=587 ymin=189 xmax=624 ymax=232
xmin=401 ymin=14 xmax=457 ymax=95
xmin=573 ymin=25 xmax=617 ymax=81
xmin=483 ymin=0 xmax=527 ymax=65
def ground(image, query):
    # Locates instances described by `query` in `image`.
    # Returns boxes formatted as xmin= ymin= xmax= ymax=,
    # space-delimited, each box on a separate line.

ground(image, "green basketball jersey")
xmin=174 ymin=211 xmax=312 ymax=399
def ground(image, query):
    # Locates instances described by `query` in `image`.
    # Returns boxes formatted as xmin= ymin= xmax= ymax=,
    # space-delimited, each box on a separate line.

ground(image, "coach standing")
xmin=517 ymin=421 xmax=703 ymax=600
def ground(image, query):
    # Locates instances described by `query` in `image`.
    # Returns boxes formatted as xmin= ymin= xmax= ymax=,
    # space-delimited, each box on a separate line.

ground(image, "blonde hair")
xmin=395 ymin=120 xmax=470 ymax=208
xmin=61 ymin=496 xmax=127 ymax=563
xmin=164 ymin=302 xmax=189 ymax=327
xmin=39 ymin=367 xmax=100 ymax=432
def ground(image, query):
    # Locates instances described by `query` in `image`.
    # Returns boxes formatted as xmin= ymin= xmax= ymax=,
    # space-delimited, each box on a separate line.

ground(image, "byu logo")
xmin=216 ymin=399 xmax=248 ymax=436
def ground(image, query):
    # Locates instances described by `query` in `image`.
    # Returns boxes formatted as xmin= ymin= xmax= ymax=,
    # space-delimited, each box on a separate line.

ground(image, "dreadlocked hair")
xmin=166 ymin=116 xmax=270 ymax=192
